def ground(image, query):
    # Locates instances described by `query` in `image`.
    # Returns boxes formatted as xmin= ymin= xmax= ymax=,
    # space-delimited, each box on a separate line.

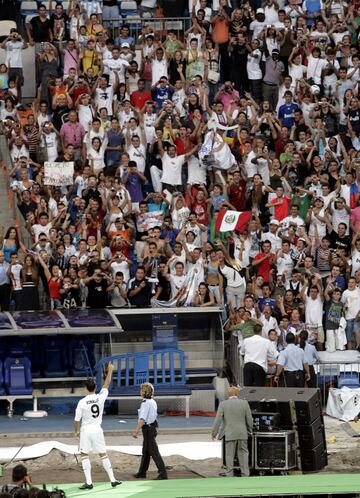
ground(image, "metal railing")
xmin=105 ymin=16 xmax=192 ymax=42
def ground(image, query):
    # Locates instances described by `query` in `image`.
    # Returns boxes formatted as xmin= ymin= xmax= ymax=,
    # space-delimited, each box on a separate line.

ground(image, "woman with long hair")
xmin=18 ymin=254 xmax=40 ymax=310
xmin=0 ymin=226 xmax=26 ymax=262
xmin=299 ymin=329 xmax=319 ymax=388
xmin=194 ymin=282 xmax=215 ymax=307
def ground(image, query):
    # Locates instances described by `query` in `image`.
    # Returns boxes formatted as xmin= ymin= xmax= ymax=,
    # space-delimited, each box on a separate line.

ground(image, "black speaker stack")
xmin=239 ymin=387 xmax=328 ymax=472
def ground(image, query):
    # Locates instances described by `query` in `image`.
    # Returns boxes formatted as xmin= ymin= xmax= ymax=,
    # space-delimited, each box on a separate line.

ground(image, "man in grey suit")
xmin=211 ymin=386 xmax=253 ymax=477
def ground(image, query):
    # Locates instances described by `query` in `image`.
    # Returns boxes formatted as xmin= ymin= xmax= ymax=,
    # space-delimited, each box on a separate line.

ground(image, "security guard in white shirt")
xmin=274 ymin=332 xmax=311 ymax=387
xmin=132 ymin=383 xmax=168 ymax=480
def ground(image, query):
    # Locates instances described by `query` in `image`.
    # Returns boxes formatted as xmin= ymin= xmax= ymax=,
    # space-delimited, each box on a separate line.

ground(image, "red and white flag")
xmin=215 ymin=210 xmax=252 ymax=233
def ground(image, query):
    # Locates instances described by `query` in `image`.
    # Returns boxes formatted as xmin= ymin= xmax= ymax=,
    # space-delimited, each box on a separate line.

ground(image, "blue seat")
xmin=0 ymin=360 xmax=4 ymax=395
xmin=9 ymin=338 xmax=41 ymax=377
xmin=338 ymin=372 xmax=360 ymax=389
xmin=69 ymin=339 xmax=95 ymax=377
xmin=44 ymin=337 xmax=68 ymax=377
xmin=4 ymin=357 xmax=32 ymax=395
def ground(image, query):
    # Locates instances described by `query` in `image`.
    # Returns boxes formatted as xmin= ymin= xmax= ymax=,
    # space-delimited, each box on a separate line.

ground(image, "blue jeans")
xmin=346 ymin=319 xmax=355 ymax=342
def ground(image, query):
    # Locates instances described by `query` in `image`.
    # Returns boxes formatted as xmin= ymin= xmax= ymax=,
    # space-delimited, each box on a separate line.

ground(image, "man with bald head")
xmin=211 ymin=386 xmax=253 ymax=477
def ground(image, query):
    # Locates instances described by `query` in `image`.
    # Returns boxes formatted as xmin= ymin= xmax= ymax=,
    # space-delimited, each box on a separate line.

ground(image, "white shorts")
xmin=80 ymin=430 xmax=106 ymax=454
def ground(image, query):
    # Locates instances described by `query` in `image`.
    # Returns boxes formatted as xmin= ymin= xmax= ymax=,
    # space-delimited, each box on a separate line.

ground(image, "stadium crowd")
xmin=0 ymin=0 xmax=358 ymax=358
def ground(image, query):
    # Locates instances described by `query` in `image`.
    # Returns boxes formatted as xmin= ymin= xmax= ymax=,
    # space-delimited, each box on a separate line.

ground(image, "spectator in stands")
xmin=0 ymin=0 xmax=360 ymax=391
xmin=1 ymin=464 xmax=32 ymax=495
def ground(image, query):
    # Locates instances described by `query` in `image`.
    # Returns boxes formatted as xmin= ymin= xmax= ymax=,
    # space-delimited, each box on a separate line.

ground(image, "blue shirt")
xmin=277 ymin=343 xmax=306 ymax=371
xmin=300 ymin=343 xmax=319 ymax=366
xmin=0 ymin=262 xmax=10 ymax=285
xmin=152 ymin=86 xmax=173 ymax=109
xmin=258 ymin=297 xmax=276 ymax=312
xmin=138 ymin=398 xmax=158 ymax=424
xmin=278 ymin=102 xmax=298 ymax=128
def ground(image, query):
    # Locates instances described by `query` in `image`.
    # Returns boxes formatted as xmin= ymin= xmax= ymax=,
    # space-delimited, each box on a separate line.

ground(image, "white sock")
xmin=81 ymin=457 xmax=92 ymax=485
xmin=101 ymin=456 xmax=116 ymax=482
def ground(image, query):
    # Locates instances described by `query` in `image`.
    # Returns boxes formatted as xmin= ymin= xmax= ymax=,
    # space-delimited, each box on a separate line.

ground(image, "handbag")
xmin=208 ymin=69 xmax=220 ymax=84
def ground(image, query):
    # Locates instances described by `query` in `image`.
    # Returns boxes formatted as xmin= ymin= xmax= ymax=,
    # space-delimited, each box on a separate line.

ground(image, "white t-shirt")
xmin=277 ymin=252 xmax=294 ymax=278
xmin=95 ymin=86 xmax=114 ymax=115
xmin=249 ymin=20 xmax=266 ymax=39
xmin=241 ymin=334 xmax=277 ymax=372
xmin=306 ymin=55 xmax=327 ymax=85
xmin=341 ymin=288 xmax=360 ymax=319
xmin=247 ymin=50 xmax=262 ymax=80
xmin=151 ymin=58 xmax=168 ymax=86
xmin=304 ymin=293 xmax=324 ymax=326
xmin=161 ymin=152 xmax=185 ymax=186
xmin=187 ymin=155 xmax=206 ymax=185
xmin=10 ymin=263 xmax=22 ymax=290
xmin=128 ymin=144 xmax=146 ymax=173
xmin=351 ymin=249 xmax=360 ymax=276
xmin=5 ymin=40 xmax=24 ymax=68
xmin=75 ymin=388 xmax=108 ymax=432
xmin=32 ymin=222 xmax=52 ymax=242
xmin=103 ymin=57 xmax=129 ymax=85
xmin=169 ymin=274 xmax=187 ymax=298
xmin=172 ymin=206 xmax=190 ymax=230
xmin=110 ymin=260 xmax=130 ymax=283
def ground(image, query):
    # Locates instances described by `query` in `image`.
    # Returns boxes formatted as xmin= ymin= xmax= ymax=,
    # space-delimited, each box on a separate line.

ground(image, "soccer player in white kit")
xmin=74 ymin=363 xmax=121 ymax=490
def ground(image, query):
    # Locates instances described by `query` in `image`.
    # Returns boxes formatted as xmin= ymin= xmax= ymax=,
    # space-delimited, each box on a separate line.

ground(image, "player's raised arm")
xmin=102 ymin=363 xmax=114 ymax=390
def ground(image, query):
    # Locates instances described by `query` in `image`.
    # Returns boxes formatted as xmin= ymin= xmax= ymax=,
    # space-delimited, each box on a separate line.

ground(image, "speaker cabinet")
xmin=300 ymin=441 xmax=328 ymax=472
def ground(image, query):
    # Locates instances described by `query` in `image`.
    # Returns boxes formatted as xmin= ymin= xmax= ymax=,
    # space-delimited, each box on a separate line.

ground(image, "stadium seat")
xmin=0 ymin=20 xmax=17 ymax=39
xmin=20 ymin=1 xmax=38 ymax=16
xmin=0 ymin=360 xmax=4 ymax=395
xmin=8 ymin=338 xmax=41 ymax=378
xmin=69 ymin=338 xmax=95 ymax=377
xmin=25 ymin=14 xmax=37 ymax=26
xmin=43 ymin=337 xmax=68 ymax=377
xmin=4 ymin=357 xmax=32 ymax=395
xmin=120 ymin=1 xmax=138 ymax=17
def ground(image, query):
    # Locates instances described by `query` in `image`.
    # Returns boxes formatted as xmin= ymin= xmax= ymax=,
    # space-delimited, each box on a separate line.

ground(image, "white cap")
xmin=256 ymin=8 xmax=265 ymax=13
xmin=269 ymin=219 xmax=280 ymax=225
xmin=121 ymin=42 xmax=130 ymax=48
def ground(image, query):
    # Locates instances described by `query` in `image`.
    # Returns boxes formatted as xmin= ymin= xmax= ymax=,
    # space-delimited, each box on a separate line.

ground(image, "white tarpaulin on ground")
xmin=0 ymin=441 xmax=221 ymax=463
xmin=326 ymin=387 xmax=360 ymax=421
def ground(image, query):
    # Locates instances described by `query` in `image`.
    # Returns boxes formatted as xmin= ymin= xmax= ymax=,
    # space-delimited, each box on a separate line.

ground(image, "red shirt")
xmin=130 ymin=90 xmax=152 ymax=110
xmin=229 ymin=181 xmax=246 ymax=211
xmin=192 ymin=200 xmax=209 ymax=225
xmin=72 ymin=85 xmax=91 ymax=107
xmin=270 ymin=196 xmax=291 ymax=221
xmin=253 ymin=252 xmax=275 ymax=280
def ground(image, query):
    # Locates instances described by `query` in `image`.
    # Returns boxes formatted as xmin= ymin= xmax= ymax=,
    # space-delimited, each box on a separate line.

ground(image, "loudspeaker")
xmin=254 ymin=431 xmax=297 ymax=470
xmin=300 ymin=440 xmax=328 ymax=471
xmin=239 ymin=387 xmax=322 ymax=425
xmin=296 ymin=416 xmax=325 ymax=449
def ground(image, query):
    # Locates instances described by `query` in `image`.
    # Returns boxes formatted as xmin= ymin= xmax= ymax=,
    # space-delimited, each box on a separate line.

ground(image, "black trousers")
xmin=284 ymin=370 xmax=305 ymax=388
xmin=0 ymin=283 xmax=11 ymax=311
xmin=307 ymin=365 xmax=317 ymax=388
xmin=244 ymin=362 xmax=266 ymax=387
xmin=138 ymin=424 xmax=166 ymax=476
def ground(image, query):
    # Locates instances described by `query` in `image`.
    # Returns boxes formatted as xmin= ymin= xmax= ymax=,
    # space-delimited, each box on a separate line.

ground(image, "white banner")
xmin=44 ymin=162 xmax=74 ymax=186
xmin=0 ymin=440 xmax=221 ymax=462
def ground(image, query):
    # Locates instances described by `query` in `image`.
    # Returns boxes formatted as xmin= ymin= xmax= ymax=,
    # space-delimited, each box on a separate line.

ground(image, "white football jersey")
xmin=75 ymin=388 xmax=108 ymax=432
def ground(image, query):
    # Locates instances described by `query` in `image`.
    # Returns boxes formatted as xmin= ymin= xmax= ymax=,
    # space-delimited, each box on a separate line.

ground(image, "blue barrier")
xmin=96 ymin=349 xmax=188 ymax=394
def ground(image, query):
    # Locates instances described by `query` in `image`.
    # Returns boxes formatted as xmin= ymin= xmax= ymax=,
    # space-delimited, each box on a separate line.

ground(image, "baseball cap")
xmin=269 ymin=219 xmax=280 ymax=225
xmin=121 ymin=42 xmax=130 ymax=48
xmin=256 ymin=8 xmax=265 ymax=13
xmin=272 ymin=48 xmax=280 ymax=54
